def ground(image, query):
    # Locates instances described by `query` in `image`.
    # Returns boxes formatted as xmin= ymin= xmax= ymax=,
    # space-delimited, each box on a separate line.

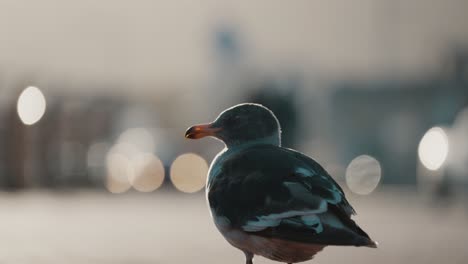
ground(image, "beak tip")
xmin=185 ymin=123 xmax=219 ymax=140
xmin=184 ymin=128 xmax=194 ymax=139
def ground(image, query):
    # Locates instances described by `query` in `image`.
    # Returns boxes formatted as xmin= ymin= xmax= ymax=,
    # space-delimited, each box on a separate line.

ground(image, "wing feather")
xmin=207 ymin=144 xmax=373 ymax=246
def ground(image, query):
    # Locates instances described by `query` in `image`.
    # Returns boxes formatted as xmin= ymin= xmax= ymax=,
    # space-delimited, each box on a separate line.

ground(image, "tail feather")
xmin=366 ymin=240 xmax=378 ymax=248
xmin=328 ymin=204 xmax=377 ymax=248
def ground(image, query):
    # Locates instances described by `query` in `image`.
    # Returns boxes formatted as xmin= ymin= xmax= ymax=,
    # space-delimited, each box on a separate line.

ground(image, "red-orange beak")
xmin=185 ymin=123 xmax=222 ymax=139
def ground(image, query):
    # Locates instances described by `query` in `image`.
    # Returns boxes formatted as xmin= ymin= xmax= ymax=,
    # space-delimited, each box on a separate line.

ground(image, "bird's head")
xmin=185 ymin=103 xmax=281 ymax=147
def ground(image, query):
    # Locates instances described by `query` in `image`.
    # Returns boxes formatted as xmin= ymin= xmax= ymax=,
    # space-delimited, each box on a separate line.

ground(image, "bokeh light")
xmin=418 ymin=127 xmax=449 ymax=171
xmin=131 ymin=153 xmax=165 ymax=192
xmin=105 ymin=150 xmax=132 ymax=194
xmin=345 ymin=155 xmax=382 ymax=195
xmin=170 ymin=153 xmax=208 ymax=193
xmin=105 ymin=133 xmax=164 ymax=193
xmin=17 ymin=86 xmax=47 ymax=125
xmin=118 ymin=127 xmax=155 ymax=154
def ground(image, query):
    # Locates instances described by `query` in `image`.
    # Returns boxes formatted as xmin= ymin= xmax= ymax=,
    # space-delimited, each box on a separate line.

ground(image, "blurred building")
xmin=0 ymin=0 xmax=467 ymax=193
xmin=331 ymin=50 xmax=468 ymax=184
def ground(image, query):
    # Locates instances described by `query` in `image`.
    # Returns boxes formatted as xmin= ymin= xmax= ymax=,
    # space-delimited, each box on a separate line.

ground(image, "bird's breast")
xmin=218 ymin=226 xmax=325 ymax=263
xmin=206 ymin=148 xmax=231 ymax=187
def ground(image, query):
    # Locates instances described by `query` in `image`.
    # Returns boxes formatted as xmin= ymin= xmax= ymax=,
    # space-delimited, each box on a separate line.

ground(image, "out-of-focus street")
xmin=0 ymin=3 xmax=467 ymax=263
xmin=1 ymin=189 xmax=466 ymax=264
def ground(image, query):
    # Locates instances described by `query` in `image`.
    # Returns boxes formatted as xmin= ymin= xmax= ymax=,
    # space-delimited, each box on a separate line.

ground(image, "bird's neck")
xmin=226 ymin=133 xmax=281 ymax=149
xmin=207 ymin=133 xmax=281 ymax=187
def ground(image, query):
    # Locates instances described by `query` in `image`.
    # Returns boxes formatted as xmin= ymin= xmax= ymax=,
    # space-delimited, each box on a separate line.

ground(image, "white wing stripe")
xmin=242 ymin=201 xmax=327 ymax=232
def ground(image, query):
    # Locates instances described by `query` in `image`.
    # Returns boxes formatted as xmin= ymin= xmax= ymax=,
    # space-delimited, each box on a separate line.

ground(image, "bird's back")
xmin=207 ymin=144 xmax=376 ymax=248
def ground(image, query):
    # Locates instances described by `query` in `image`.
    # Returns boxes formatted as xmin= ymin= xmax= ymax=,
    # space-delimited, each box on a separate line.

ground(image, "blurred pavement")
xmin=0 ymin=189 xmax=467 ymax=264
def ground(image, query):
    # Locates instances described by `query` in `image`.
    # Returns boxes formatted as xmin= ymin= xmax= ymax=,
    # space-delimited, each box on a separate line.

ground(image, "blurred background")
xmin=0 ymin=1 xmax=468 ymax=263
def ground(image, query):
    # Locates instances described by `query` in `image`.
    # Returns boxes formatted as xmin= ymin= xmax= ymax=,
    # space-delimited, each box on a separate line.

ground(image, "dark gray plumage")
xmin=186 ymin=103 xmax=377 ymax=264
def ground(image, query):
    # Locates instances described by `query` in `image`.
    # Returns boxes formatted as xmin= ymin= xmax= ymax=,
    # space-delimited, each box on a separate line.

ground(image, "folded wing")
xmin=208 ymin=145 xmax=375 ymax=247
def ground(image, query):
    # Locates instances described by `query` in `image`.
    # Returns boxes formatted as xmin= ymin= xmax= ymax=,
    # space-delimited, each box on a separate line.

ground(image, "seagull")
xmin=185 ymin=103 xmax=377 ymax=264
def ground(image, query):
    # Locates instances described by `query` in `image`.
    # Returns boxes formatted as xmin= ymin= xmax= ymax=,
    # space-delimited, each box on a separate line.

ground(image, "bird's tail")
xmin=328 ymin=205 xmax=378 ymax=248
xmin=352 ymin=222 xmax=378 ymax=248
xmin=365 ymin=240 xmax=379 ymax=248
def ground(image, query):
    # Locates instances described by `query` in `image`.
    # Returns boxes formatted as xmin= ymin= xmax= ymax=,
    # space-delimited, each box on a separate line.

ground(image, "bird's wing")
xmin=208 ymin=145 xmax=374 ymax=246
xmin=284 ymin=147 xmax=356 ymax=216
